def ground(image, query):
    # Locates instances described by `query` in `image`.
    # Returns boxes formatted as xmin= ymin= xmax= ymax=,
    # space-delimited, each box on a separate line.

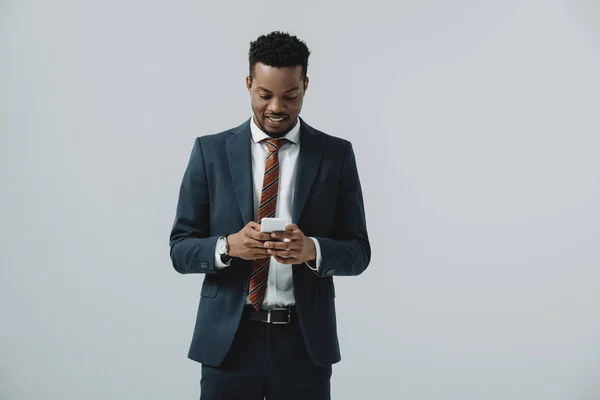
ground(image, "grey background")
xmin=1 ymin=0 xmax=600 ymax=399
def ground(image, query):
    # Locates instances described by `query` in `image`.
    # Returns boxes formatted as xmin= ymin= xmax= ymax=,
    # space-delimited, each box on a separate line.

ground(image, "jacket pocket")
xmin=200 ymin=276 xmax=219 ymax=298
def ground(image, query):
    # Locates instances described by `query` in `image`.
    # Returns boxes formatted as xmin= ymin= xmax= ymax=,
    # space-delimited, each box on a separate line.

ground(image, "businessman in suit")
xmin=169 ymin=31 xmax=371 ymax=399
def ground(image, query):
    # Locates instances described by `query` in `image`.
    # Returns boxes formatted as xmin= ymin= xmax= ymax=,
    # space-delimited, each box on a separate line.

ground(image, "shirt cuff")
xmin=305 ymin=237 xmax=322 ymax=274
xmin=214 ymin=244 xmax=231 ymax=269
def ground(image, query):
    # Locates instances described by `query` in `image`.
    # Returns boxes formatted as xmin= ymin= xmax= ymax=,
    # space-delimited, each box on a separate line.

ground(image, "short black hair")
xmin=248 ymin=31 xmax=311 ymax=81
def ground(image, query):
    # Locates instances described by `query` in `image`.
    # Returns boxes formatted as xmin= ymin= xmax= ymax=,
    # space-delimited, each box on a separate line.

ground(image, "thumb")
xmin=248 ymin=221 xmax=261 ymax=231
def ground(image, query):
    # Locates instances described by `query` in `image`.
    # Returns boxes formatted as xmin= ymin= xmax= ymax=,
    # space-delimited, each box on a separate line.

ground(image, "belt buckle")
xmin=267 ymin=307 xmax=291 ymax=324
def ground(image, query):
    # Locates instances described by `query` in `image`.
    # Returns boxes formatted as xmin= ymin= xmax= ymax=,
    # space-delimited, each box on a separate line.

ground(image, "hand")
xmin=227 ymin=222 xmax=272 ymax=261
xmin=263 ymin=224 xmax=316 ymax=265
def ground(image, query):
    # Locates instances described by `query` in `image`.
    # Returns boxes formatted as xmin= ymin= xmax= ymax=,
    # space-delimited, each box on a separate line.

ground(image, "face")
xmin=246 ymin=62 xmax=309 ymax=138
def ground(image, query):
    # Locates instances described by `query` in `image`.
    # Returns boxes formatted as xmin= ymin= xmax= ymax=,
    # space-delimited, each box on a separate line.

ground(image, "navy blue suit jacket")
xmin=169 ymin=118 xmax=370 ymax=367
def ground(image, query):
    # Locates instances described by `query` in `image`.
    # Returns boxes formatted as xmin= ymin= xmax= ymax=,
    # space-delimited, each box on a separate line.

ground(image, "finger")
xmin=240 ymin=237 xmax=265 ymax=255
xmin=283 ymin=224 xmax=302 ymax=239
xmin=242 ymin=238 xmax=271 ymax=250
xmin=264 ymin=240 xmax=299 ymax=250
xmin=247 ymin=229 xmax=272 ymax=242
xmin=268 ymin=248 xmax=300 ymax=258
xmin=284 ymin=224 xmax=299 ymax=232
xmin=270 ymin=231 xmax=299 ymax=241
xmin=247 ymin=221 xmax=262 ymax=230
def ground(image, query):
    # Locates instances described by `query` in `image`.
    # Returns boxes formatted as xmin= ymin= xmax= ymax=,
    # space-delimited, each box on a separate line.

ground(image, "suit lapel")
xmin=292 ymin=119 xmax=323 ymax=224
xmin=226 ymin=119 xmax=254 ymax=225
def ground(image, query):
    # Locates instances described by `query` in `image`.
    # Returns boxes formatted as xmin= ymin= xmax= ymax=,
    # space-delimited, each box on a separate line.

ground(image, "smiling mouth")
xmin=266 ymin=116 xmax=287 ymax=123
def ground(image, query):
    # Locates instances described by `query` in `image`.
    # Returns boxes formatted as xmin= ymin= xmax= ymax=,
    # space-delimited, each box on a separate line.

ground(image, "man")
xmin=169 ymin=31 xmax=370 ymax=400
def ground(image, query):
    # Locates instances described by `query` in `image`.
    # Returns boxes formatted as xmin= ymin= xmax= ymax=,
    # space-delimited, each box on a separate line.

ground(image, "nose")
xmin=268 ymin=97 xmax=284 ymax=114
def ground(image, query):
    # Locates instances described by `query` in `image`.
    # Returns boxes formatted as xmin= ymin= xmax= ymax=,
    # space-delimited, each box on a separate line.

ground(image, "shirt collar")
xmin=250 ymin=116 xmax=301 ymax=145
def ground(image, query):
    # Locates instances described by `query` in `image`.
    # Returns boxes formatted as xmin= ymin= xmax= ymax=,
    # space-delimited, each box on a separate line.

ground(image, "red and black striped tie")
xmin=248 ymin=138 xmax=286 ymax=311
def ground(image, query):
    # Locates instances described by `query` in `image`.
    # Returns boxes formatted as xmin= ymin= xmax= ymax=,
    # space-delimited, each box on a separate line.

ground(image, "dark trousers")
xmin=200 ymin=307 xmax=332 ymax=400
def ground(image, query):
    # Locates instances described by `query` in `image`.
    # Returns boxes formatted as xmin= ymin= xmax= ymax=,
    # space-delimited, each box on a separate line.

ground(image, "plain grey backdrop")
xmin=1 ymin=0 xmax=600 ymax=399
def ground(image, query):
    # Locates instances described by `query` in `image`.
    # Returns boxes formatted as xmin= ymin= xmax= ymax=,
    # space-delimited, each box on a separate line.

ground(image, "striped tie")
xmin=247 ymin=138 xmax=286 ymax=311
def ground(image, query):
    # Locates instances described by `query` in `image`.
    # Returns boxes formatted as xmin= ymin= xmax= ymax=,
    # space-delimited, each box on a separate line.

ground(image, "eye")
xmin=284 ymin=96 xmax=298 ymax=100
xmin=259 ymin=94 xmax=271 ymax=100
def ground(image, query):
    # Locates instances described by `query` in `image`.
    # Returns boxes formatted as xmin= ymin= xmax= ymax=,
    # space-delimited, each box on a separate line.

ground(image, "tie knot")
xmin=263 ymin=138 xmax=286 ymax=153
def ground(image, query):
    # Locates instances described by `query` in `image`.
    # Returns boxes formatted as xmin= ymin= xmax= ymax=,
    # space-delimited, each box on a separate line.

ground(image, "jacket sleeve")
xmin=314 ymin=141 xmax=371 ymax=277
xmin=169 ymin=137 xmax=221 ymax=275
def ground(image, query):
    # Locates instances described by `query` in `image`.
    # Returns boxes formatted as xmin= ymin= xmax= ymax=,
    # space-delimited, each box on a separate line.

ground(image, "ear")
xmin=246 ymin=76 xmax=252 ymax=93
xmin=303 ymin=76 xmax=309 ymax=92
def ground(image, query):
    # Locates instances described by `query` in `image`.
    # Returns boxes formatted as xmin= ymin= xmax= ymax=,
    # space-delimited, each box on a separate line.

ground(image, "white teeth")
xmin=268 ymin=117 xmax=284 ymax=122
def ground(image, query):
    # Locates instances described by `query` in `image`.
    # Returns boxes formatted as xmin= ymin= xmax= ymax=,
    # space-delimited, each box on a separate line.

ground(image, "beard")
xmin=252 ymin=110 xmax=298 ymax=139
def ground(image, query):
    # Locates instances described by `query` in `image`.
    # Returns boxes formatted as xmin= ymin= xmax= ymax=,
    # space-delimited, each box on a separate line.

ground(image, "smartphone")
xmin=260 ymin=217 xmax=286 ymax=234
xmin=260 ymin=218 xmax=290 ymax=247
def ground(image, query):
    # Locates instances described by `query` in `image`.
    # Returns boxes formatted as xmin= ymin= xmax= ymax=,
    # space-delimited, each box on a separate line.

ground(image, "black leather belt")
xmin=245 ymin=306 xmax=296 ymax=324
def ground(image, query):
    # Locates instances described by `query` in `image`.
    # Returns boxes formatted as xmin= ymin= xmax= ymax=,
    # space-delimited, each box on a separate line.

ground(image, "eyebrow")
xmin=258 ymin=86 xmax=299 ymax=93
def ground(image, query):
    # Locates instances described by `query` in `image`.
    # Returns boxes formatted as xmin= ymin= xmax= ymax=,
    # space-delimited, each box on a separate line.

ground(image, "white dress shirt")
xmin=214 ymin=117 xmax=322 ymax=308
